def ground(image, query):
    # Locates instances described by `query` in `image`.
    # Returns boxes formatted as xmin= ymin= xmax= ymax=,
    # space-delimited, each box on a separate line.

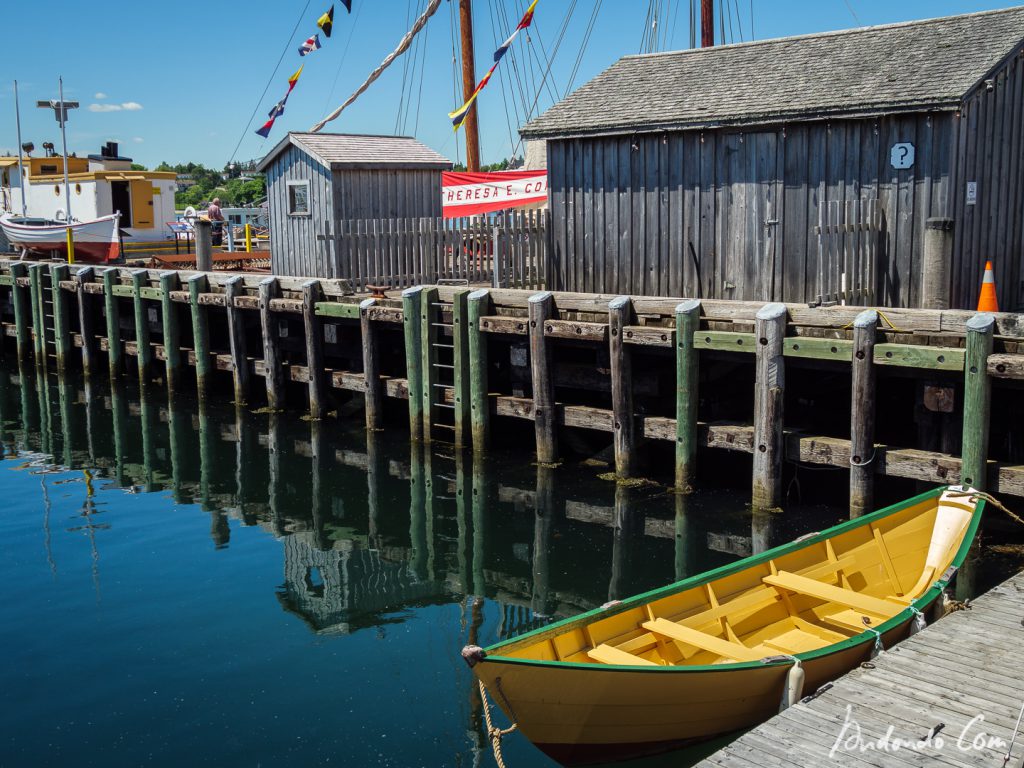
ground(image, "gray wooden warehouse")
xmin=521 ymin=6 xmax=1024 ymax=310
xmin=257 ymin=132 xmax=451 ymax=277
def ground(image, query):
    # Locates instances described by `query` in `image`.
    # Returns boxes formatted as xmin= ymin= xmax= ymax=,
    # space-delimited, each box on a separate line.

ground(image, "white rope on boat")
xmin=309 ymin=0 xmax=443 ymax=133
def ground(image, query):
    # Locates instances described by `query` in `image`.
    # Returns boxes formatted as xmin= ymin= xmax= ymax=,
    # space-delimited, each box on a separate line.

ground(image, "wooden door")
xmin=718 ymin=132 xmax=782 ymax=301
xmin=129 ymin=180 xmax=154 ymax=229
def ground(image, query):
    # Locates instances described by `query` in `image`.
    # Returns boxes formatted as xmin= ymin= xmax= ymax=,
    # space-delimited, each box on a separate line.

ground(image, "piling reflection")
xmin=0 ymin=369 xmax=847 ymax=640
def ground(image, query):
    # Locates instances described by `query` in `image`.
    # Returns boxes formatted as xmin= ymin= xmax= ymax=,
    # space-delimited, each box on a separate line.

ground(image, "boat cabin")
xmin=0 ymin=142 xmax=177 ymax=242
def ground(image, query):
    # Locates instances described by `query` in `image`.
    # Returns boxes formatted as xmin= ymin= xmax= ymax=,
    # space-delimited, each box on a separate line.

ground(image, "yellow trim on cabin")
xmin=26 ymin=171 xmax=177 ymax=184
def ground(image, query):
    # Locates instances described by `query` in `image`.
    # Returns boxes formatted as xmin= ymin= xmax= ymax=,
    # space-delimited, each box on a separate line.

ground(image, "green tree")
xmin=130 ymin=162 xmax=148 ymax=171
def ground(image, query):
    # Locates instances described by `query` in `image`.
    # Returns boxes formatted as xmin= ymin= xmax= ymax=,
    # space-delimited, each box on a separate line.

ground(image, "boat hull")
xmin=474 ymin=611 xmax=920 ymax=765
xmin=467 ymin=487 xmax=983 ymax=765
xmin=0 ymin=214 xmax=120 ymax=263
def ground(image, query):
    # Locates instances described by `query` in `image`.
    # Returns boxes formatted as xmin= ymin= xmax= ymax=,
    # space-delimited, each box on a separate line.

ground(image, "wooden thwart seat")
xmin=588 ymin=643 xmax=659 ymax=666
xmin=642 ymin=618 xmax=764 ymax=662
xmin=763 ymin=571 xmax=900 ymax=618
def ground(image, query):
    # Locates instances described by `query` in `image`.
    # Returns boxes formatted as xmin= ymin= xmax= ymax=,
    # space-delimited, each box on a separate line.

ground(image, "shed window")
xmin=287 ymin=180 xmax=311 ymax=216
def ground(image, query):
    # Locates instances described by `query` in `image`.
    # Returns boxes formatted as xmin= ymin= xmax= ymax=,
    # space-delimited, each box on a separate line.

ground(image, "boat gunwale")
xmin=478 ymin=485 xmax=984 ymax=672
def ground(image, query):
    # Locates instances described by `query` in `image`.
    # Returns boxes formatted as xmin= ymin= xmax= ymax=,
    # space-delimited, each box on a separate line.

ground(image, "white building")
xmin=0 ymin=142 xmax=178 ymax=243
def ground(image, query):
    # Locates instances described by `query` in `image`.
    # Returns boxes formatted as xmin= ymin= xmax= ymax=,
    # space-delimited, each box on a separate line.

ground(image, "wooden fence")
xmin=332 ymin=210 xmax=549 ymax=291
xmin=814 ymin=199 xmax=882 ymax=306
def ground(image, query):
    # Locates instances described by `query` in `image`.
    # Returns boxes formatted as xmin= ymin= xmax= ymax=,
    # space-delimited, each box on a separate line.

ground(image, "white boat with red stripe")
xmin=0 ymin=212 xmax=121 ymax=263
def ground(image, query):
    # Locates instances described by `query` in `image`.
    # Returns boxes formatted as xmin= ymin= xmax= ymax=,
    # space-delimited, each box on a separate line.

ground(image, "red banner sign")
xmin=442 ymin=170 xmax=547 ymax=218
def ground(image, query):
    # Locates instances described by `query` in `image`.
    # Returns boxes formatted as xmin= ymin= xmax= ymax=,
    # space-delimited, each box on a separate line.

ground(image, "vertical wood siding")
xmin=269 ymin=151 xmax=443 ymax=277
xmin=546 ymin=113 xmax=957 ymax=307
xmin=951 ymin=48 xmax=1024 ymax=310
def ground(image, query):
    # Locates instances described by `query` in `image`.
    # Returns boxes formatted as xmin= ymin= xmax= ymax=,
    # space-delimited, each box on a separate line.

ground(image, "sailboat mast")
xmin=458 ymin=0 xmax=481 ymax=172
xmin=701 ymin=0 xmax=714 ymax=47
xmin=13 ymin=80 xmax=27 ymax=216
xmin=57 ymin=76 xmax=72 ymax=223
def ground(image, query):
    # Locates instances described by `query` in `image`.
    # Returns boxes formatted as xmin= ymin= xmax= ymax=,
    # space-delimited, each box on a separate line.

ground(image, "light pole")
xmin=37 ymin=77 xmax=79 ymax=262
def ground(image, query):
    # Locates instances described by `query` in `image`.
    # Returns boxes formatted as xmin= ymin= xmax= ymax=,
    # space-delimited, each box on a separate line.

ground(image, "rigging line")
xmin=733 ymin=0 xmax=744 ymax=41
xmin=449 ymin=0 xmax=462 ymax=166
xmin=689 ymin=0 xmax=696 ymax=49
xmin=718 ymin=0 xmax=726 ymax=45
xmin=564 ymin=0 xmax=602 ymax=99
xmin=527 ymin=0 xmax=575 ymax=110
xmin=669 ymin=0 xmax=682 ymax=49
xmin=724 ymin=0 xmax=736 ymax=43
xmin=841 ymin=0 xmax=861 ymax=25
xmin=411 ymin=0 xmax=432 ymax=137
xmin=639 ymin=0 xmax=652 ymax=53
xmin=397 ymin=0 xmax=425 ymax=134
xmin=321 ymin=1 xmax=366 ymax=114
xmin=512 ymin=0 xmax=576 ymax=155
xmin=310 ymin=0 xmax=442 ymax=132
xmin=749 ymin=0 xmax=754 ymax=39
xmin=522 ymin=1 xmax=562 ymax=101
xmin=229 ymin=0 xmax=312 ymax=164
xmin=525 ymin=17 xmax=563 ymax=106
xmin=496 ymin=3 xmax=532 ymax=118
xmin=395 ymin=0 xmax=415 ymax=135
xmin=487 ymin=0 xmax=520 ymax=158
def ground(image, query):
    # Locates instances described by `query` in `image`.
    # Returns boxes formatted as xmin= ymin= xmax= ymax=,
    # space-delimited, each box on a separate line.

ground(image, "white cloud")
xmin=87 ymin=101 xmax=144 ymax=113
xmin=94 ymin=92 xmax=107 ymax=99
xmin=132 ymin=137 xmax=144 ymax=143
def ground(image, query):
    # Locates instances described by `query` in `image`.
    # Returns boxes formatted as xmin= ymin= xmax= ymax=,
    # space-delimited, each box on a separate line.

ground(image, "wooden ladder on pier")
xmin=38 ymin=269 xmax=59 ymax=372
xmin=424 ymin=294 xmax=459 ymax=442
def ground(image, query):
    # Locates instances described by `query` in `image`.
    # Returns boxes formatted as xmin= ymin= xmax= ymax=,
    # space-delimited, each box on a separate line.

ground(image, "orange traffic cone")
xmin=977 ymin=260 xmax=999 ymax=312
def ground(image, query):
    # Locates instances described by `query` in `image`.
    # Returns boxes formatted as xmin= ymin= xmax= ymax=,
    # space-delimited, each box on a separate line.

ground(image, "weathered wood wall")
xmin=546 ymin=113 xmax=956 ymax=307
xmin=950 ymin=47 xmax=1024 ymax=311
xmin=266 ymin=145 xmax=335 ymax=278
xmin=267 ymin=152 xmax=443 ymax=279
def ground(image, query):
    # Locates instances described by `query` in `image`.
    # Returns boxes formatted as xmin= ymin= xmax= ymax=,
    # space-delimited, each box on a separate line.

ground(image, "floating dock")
xmin=3 ymin=258 xmax=1024 ymax=515
xmin=696 ymin=570 xmax=1024 ymax=767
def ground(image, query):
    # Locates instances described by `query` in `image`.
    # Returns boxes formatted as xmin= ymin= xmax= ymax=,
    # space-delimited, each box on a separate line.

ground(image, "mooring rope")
xmin=478 ymin=680 xmax=518 ymax=768
xmin=945 ymin=488 xmax=1024 ymax=527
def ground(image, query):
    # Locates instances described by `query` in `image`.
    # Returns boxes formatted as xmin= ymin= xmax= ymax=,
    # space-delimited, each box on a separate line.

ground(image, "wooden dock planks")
xmin=695 ymin=571 xmax=1024 ymax=768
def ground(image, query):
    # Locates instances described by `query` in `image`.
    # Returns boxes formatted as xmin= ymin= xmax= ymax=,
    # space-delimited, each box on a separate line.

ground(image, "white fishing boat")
xmin=0 ymin=212 xmax=121 ymax=263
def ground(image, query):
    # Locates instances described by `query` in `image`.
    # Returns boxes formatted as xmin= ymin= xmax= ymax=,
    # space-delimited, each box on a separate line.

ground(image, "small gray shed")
xmin=257 ymin=132 xmax=452 ymax=277
xmin=522 ymin=6 xmax=1024 ymax=310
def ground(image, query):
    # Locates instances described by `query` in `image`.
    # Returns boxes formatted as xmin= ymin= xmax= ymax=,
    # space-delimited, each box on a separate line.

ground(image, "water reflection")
xmin=0 ymin=367 xmax=868 ymax=768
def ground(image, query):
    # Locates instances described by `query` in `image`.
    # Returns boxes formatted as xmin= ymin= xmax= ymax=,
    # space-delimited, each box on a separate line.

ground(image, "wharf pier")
xmin=695 ymin=570 xmax=1024 ymax=768
xmin=4 ymin=257 xmax=1024 ymax=516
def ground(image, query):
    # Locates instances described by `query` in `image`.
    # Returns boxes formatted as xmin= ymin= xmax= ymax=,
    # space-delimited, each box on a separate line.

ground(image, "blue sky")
xmin=2 ymin=0 xmax=1016 ymax=169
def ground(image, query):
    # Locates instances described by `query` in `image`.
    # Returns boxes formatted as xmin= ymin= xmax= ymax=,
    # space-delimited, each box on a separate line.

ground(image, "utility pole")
xmin=459 ymin=0 xmax=481 ymax=172
xmin=701 ymin=0 xmax=714 ymax=47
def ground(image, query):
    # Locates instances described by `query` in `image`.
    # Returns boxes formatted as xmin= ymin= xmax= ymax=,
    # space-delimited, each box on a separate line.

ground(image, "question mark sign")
xmin=898 ymin=146 xmax=908 ymax=163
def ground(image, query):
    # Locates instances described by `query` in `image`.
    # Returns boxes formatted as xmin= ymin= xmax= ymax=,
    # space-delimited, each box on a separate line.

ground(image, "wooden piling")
xmin=962 ymin=313 xmax=995 ymax=490
xmin=467 ymin=289 xmax=491 ymax=453
xmin=674 ymin=299 xmax=701 ymax=491
xmin=850 ymin=309 xmax=879 ymax=517
xmin=608 ymin=296 xmax=636 ymax=477
xmin=131 ymin=269 xmax=152 ymax=382
xmin=532 ymin=464 xmax=556 ymax=616
xmin=75 ymin=267 xmax=97 ymax=377
xmin=402 ymin=287 xmax=424 ymax=440
xmin=529 ymin=291 xmax=558 ymax=464
xmin=420 ymin=286 xmax=439 ymax=442
xmin=187 ymin=274 xmax=211 ymax=397
xmin=753 ymin=303 xmax=787 ymax=512
xmin=10 ymin=263 xmax=30 ymax=359
xmin=921 ymin=218 xmax=954 ymax=310
xmin=259 ymin=277 xmax=285 ymax=409
xmin=360 ymin=298 xmax=383 ymax=430
xmin=159 ymin=271 xmax=181 ymax=391
xmin=103 ymin=268 xmax=123 ymax=378
xmin=302 ymin=279 xmax=325 ymax=419
xmin=452 ymin=288 xmax=471 ymax=449
xmin=49 ymin=264 xmax=71 ymax=371
xmin=224 ymin=276 xmax=250 ymax=406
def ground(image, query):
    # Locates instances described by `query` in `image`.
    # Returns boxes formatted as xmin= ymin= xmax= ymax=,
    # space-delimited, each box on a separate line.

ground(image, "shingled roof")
xmin=257 ymin=132 xmax=452 ymax=171
xmin=521 ymin=6 xmax=1024 ymax=139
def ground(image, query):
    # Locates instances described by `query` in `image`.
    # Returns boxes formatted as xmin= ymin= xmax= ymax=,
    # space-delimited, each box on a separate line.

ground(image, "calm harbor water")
xmin=0 ymin=368 xmax=1018 ymax=768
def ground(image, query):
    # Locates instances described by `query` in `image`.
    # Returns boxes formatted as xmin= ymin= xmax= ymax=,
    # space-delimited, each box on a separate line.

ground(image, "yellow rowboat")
xmin=462 ymin=486 xmax=984 ymax=765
